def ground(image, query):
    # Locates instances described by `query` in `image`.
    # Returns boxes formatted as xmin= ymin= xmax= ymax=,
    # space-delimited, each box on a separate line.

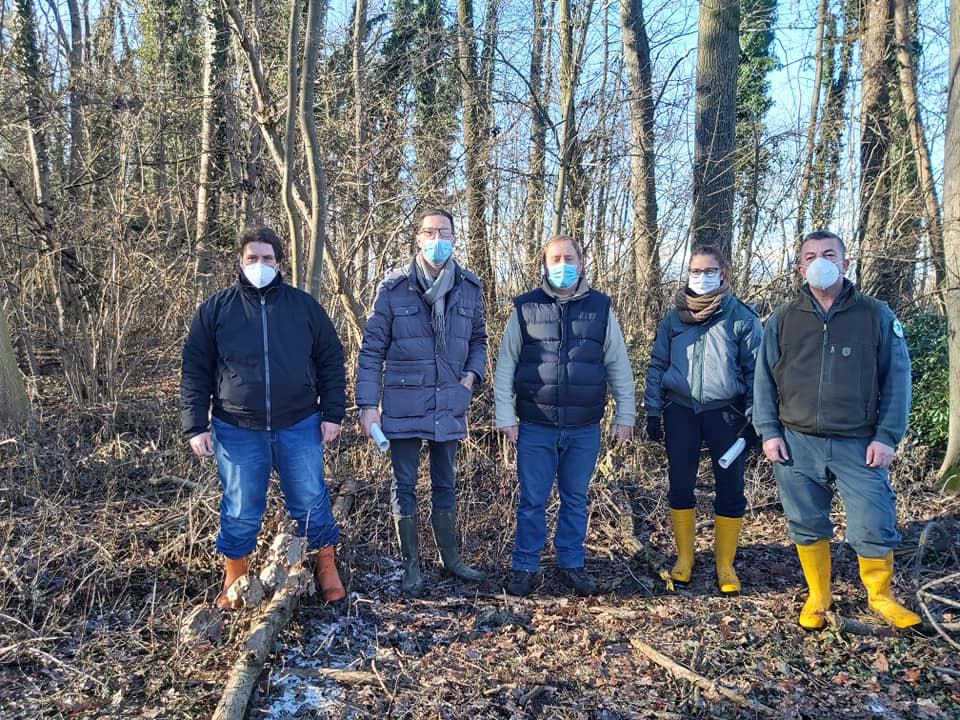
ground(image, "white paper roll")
xmin=718 ymin=437 xmax=746 ymax=469
xmin=370 ymin=423 xmax=390 ymax=452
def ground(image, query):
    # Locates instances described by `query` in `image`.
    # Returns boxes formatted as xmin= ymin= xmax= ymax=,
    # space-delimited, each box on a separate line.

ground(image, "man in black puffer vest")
xmin=181 ymin=226 xmax=347 ymax=608
xmin=494 ymin=235 xmax=635 ymax=597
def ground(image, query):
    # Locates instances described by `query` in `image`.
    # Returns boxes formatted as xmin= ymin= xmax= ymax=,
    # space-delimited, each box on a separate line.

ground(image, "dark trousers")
xmin=664 ymin=403 xmax=747 ymax=518
xmin=389 ymin=438 xmax=459 ymax=517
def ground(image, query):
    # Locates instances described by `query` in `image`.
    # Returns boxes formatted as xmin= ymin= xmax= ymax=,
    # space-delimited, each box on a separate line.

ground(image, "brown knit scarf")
xmin=674 ymin=282 xmax=730 ymax=324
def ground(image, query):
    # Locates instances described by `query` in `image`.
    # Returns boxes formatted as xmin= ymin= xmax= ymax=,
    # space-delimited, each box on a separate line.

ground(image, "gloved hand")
xmin=646 ymin=415 xmax=662 ymax=442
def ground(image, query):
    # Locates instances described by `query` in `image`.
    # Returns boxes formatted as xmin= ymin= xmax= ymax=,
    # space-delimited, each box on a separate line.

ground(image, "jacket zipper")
xmin=815 ymin=320 xmax=827 ymax=435
xmin=260 ymin=294 xmax=272 ymax=432
xmin=558 ymin=301 xmax=565 ymax=425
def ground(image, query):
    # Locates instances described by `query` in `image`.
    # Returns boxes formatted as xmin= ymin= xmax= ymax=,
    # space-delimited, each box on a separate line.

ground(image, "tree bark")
xmin=795 ymin=0 xmax=828 ymax=243
xmin=810 ymin=2 xmax=855 ymax=229
xmin=282 ymin=0 xmax=304 ymax=287
xmin=892 ymin=0 xmax=944 ymax=295
xmin=522 ymin=0 xmax=547 ymax=273
xmin=457 ymin=0 xmax=496 ymax=306
xmin=620 ymin=0 xmax=660 ymax=340
xmin=351 ymin=0 xmax=369 ymax=286
xmin=299 ymin=0 xmax=328 ymax=299
xmin=0 ymin=308 xmax=31 ymax=431
xmin=690 ymin=0 xmax=740 ymax=258
xmin=939 ymin=0 xmax=960 ymax=480
xmin=857 ymin=0 xmax=896 ymax=301
xmin=195 ymin=0 xmax=230 ymax=285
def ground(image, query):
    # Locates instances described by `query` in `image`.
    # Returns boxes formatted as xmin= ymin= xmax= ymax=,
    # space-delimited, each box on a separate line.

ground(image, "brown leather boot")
xmin=216 ymin=556 xmax=248 ymax=609
xmin=315 ymin=546 xmax=346 ymax=602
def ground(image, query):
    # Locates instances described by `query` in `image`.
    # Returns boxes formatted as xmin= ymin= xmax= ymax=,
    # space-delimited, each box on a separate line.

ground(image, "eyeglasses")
xmin=688 ymin=268 xmax=720 ymax=278
xmin=418 ymin=228 xmax=455 ymax=239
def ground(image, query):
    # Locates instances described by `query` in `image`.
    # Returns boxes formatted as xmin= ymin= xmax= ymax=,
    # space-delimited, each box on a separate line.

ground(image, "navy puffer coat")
xmin=355 ymin=261 xmax=487 ymax=441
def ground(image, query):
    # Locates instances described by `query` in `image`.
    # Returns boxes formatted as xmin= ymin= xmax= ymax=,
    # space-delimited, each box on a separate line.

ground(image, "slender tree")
xmin=0 ymin=309 xmax=31 ymax=430
xmin=939 ymin=0 xmax=960 ymax=481
xmin=620 ymin=0 xmax=660 ymax=338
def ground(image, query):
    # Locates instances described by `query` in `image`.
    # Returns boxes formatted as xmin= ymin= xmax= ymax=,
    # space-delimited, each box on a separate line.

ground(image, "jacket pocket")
xmin=451 ymin=381 xmax=473 ymax=417
xmin=383 ymin=371 xmax=429 ymax=418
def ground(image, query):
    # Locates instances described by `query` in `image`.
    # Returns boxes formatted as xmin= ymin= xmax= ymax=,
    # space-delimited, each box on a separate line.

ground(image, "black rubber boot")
xmin=394 ymin=515 xmax=424 ymax=597
xmin=431 ymin=509 xmax=484 ymax=582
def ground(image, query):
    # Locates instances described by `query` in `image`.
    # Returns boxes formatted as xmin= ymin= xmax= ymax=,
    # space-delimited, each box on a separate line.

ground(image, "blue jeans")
xmin=512 ymin=422 xmax=601 ymax=572
xmin=773 ymin=426 xmax=900 ymax=558
xmin=389 ymin=438 xmax=458 ymax=517
xmin=664 ymin=403 xmax=747 ymax=517
xmin=211 ymin=413 xmax=339 ymax=558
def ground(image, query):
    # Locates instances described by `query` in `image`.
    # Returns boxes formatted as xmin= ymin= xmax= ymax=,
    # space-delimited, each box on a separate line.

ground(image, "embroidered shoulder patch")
xmin=892 ymin=319 xmax=904 ymax=338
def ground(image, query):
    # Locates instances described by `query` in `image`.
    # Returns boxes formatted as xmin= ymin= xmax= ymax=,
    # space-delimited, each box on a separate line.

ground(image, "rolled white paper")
xmin=370 ymin=423 xmax=390 ymax=452
xmin=718 ymin=437 xmax=746 ymax=469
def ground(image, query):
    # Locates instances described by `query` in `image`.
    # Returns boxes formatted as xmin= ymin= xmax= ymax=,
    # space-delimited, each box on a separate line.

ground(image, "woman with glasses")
xmin=642 ymin=245 xmax=762 ymax=595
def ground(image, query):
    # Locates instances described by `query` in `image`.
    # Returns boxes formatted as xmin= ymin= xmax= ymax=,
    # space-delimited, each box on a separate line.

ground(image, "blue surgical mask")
xmin=547 ymin=263 xmax=578 ymax=289
xmin=422 ymin=238 xmax=453 ymax=266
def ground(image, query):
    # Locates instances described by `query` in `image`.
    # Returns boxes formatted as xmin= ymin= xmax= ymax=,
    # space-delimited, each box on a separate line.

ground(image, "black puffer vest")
xmin=513 ymin=287 xmax=610 ymax=427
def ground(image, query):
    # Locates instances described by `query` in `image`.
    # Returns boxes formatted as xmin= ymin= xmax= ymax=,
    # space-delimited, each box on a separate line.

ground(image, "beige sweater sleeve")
xmin=493 ymin=309 xmax=522 ymax=428
xmin=603 ymin=310 xmax=637 ymax=426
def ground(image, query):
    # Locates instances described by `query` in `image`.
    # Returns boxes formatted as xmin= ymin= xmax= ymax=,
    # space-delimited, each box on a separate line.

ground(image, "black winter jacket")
xmin=180 ymin=272 xmax=345 ymax=437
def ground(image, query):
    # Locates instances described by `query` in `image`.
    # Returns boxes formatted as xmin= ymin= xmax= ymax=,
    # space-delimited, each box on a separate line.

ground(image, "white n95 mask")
xmin=242 ymin=261 xmax=276 ymax=289
xmin=804 ymin=257 xmax=841 ymax=290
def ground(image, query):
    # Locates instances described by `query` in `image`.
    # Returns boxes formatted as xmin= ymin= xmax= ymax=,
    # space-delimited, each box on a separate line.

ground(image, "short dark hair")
xmin=542 ymin=234 xmax=584 ymax=264
xmin=237 ymin=226 xmax=284 ymax=264
xmin=417 ymin=209 xmax=455 ymax=233
xmin=689 ymin=244 xmax=728 ymax=273
xmin=800 ymin=230 xmax=845 ymax=259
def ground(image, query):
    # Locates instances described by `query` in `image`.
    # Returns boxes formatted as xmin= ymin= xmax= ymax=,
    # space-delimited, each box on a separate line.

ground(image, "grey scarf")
xmin=414 ymin=255 xmax=457 ymax=351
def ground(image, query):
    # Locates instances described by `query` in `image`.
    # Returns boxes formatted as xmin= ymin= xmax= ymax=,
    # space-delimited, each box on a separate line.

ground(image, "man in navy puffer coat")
xmin=356 ymin=209 xmax=487 ymax=597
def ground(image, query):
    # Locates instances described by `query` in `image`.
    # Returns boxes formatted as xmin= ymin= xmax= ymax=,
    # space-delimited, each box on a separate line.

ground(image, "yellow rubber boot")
xmin=858 ymin=553 xmax=921 ymax=629
xmin=714 ymin=515 xmax=742 ymax=594
xmin=796 ymin=540 xmax=831 ymax=629
xmin=670 ymin=508 xmax=695 ymax=584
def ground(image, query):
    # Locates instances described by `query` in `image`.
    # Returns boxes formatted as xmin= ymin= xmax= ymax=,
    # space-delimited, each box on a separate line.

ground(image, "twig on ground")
xmin=917 ymin=571 xmax=960 ymax=652
xmin=150 ymin=475 xmax=199 ymax=490
xmin=629 ymin=637 xmax=777 ymax=715
xmin=279 ymin=666 xmax=379 ymax=684
xmin=826 ymin=611 xmax=894 ymax=637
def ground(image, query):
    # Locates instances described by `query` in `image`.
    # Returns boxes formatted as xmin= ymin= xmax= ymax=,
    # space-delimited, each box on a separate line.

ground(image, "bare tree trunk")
xmin=857 ymin=0 xmax=895 ymax=301
xmin=551 ymin=0 xmax=595 ymax=237
xmin=282 ymin=0 xmax=304 ymax=287
xmin=0 ymin=308 xmax=31 ymax=431
xmin=300 ymin=0 xmax=327 ymax=298
xmin=940 ymin=0 xmax=960 ymax=481
xmin=195 ymin=0 xmax=230 ymax=284
xmin=690 ymin=0 xmax=739 ymax=258
xmin=523 ymin=0 xmax=548 ymax=273
xmin=351 ymin=0 xmax=369 ymax=286
xmin=620 ymin=0 xmax=660 ymax=340
xmin=795 ymin=0 xmax=828 ymax=243
xmin=225 ymin=0 xmax=364 ymax=338
xmin=457 ymin=0 xmax=496 ymax=305
xmin=810 ymin=2 xmax=855 ymax=229
xmin=892 ymin=0 xmax=944 ymax=294
xmin=65 ymin=0 xmax=85 ymax=189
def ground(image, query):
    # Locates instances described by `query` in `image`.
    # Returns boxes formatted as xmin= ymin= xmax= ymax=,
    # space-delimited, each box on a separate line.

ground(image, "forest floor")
xmin=1 ymin=382 xmax=959 ymax=719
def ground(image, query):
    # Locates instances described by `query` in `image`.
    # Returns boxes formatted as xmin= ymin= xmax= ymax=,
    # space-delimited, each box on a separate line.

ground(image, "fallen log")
xmin=211 ymin=566 xmax=311 ymax=720
xmin=629 ymin=637 xmax=776 ymax=715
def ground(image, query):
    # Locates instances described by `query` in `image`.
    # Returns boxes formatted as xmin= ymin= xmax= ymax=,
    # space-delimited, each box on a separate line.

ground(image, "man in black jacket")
xmin=181 ymin=226 xmax=347 ymax=607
